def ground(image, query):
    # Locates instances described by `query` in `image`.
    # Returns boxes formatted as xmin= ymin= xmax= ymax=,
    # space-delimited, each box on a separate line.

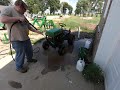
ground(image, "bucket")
xmin=76 ymin=59 xmax=85 ymax=72
xmin=84 ymin=40 xmax=91 ymax=49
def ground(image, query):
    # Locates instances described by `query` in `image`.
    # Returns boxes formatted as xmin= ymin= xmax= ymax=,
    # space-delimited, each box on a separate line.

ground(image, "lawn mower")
xmin=42 ymin=23 xmax=75 ymax=55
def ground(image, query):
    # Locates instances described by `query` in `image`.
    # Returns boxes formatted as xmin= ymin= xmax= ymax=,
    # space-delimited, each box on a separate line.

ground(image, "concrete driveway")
xmin=0 ymin=40 xmax=104 ymax=90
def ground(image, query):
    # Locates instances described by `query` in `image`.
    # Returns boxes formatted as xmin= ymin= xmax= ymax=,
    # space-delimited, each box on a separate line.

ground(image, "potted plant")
xmin=82 ymin=63 xmax=104 ymax=84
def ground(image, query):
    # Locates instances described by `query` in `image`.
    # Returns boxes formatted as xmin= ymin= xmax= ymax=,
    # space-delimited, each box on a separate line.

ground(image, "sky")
xmin=12 ymin=0 xmax=78 ymax=11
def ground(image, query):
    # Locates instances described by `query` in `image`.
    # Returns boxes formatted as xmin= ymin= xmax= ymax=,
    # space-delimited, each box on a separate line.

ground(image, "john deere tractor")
xmin=42 ymin=23 xmax=75 ymax=55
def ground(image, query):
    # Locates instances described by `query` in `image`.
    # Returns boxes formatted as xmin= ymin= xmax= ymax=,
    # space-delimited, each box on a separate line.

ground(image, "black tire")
xmin=42 ymin=41 xmax=49 ymax=50
xmin=58 ymin=47 xmax=65 ymax=55
xmin=68 ymin=34 xmax=75 ymax=45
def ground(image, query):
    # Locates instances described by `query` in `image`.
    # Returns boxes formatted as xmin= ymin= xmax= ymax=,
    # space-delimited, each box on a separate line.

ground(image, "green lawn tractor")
xmin=42 ymin=23 xmax=75 ymax=55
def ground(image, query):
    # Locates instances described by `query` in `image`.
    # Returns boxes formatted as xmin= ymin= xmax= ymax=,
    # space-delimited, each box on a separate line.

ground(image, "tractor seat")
xmin=46 ymin=28 xmax=62 ymax=37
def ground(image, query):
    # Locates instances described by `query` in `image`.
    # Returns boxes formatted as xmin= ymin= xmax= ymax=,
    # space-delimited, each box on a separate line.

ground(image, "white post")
xmin=78 ymin=27 xmax=81 ymax=39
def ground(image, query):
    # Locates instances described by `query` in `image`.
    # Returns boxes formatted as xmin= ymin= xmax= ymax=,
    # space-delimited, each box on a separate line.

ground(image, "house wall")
xmin=92 ymin=0 xmax=110 ymax=60
xmin=94 ymin=0 xmax=120 ymax=90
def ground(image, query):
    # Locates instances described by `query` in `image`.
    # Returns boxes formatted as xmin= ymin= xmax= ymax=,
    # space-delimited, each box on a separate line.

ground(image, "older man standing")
xmin=0 ymin=0 xmax=42 ymax=73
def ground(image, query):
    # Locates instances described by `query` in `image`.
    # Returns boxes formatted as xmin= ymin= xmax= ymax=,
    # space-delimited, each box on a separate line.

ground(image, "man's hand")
xmin=17 ymin=16 xmax=26 ymax=22
xmin=28 ymin=25 xmax=44 ymax=36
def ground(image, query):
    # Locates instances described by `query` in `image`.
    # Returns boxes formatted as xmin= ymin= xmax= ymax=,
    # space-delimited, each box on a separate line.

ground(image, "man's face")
xmin=17 ymin=5 xmax=27 ymax=14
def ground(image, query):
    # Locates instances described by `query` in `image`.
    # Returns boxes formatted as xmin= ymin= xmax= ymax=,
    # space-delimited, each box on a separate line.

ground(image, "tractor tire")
xmin=68 ymin=34 xmax=75 ymax=45
xmin=58 ymin=47 xmax=65 ymax=56
xmin=42 ymin=41 xmax=49 ymax=50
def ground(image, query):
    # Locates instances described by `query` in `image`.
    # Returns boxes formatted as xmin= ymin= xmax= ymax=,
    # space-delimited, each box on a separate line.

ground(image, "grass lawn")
xmin=59 ymin=15 xmax=100 ymax=33
xmin=29 ymin=15 xmax=100 ymax=33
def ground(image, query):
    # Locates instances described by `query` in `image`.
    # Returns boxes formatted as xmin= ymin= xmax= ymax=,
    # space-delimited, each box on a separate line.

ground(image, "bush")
xmin=82 ymin=63 xmax=104 ymax=84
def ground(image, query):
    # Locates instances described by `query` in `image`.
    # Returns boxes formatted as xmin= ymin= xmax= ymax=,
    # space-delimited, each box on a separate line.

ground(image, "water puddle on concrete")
xmin=41 ymin=66 xmax=60 ymax=75
xmin=8 ymin=80 xmax=22 ymax=89
xmin=41 ymin=45 xmax=74 ymax=75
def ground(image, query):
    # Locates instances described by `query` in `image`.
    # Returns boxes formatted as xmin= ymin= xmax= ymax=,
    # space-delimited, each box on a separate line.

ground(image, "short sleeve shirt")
xmin=0 ymin=6 xmax=29 ymax=41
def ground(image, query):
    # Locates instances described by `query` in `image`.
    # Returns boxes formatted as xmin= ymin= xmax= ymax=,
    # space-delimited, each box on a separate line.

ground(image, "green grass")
xmin=80 ymin=27 xmax=95 ymax=33
xmin=30 ymin=15 xmax=100 ymax=33
xmin=60 ymin=16 xmax=81 ymax=30
xmin=59 ymin=15 xmax=100 ymax=32
xmin=80 ymin=16 xmax=100 ymax=24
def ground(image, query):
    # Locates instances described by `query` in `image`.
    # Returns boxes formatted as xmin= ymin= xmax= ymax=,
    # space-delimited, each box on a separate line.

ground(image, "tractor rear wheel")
xmin=68 ymin=34 xmax=75 ymax=45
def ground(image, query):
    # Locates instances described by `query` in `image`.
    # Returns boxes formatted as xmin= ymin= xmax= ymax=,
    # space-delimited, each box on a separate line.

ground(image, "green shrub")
xmin=82 ymin=63 xmax=104 ymax=84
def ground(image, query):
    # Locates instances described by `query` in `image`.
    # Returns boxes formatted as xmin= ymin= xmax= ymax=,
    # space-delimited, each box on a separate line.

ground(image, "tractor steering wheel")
xmin=59 ymin=23 xmax=66 ymax=28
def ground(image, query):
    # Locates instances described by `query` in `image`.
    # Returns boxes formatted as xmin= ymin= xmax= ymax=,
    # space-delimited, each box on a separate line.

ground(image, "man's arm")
xmin=0 ymin=7 xmax=25 ymax=24
xmin=0 ymin=16 xmax=25 ymax=24
xmin=28 ymin=25 xmax=43 ymax=35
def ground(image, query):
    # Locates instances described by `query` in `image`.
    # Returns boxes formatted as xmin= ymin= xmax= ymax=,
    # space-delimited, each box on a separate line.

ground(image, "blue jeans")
xmin=12 ymin=39 xmax=33 ymax=70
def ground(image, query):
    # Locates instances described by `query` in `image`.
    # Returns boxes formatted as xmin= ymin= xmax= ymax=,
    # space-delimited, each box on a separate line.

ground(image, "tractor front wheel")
xmin=58 ymin=46 xmax=65 ymax=55
xmin=42 ymin=41 xmax=49 ymax=50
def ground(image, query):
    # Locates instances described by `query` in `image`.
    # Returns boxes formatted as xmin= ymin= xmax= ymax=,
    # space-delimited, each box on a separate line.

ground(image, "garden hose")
xmin=9 ymin=21 xmax=21 ymax=61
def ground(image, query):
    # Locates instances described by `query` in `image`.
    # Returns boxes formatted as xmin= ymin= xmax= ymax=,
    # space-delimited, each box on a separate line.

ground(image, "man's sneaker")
xmin=17 ymin=67 xmax=28 ymax=73
xmin=27 ymin=59 xmax=37 ymax=63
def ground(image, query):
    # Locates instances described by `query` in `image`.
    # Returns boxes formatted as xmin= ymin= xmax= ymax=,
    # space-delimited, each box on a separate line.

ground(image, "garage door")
xmin=105 ymin=40 xmax=120 ymax=90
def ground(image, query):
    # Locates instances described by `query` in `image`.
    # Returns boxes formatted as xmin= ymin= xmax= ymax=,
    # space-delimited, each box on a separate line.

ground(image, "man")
xmin=0 ymin=0 xmax=42 ymax=73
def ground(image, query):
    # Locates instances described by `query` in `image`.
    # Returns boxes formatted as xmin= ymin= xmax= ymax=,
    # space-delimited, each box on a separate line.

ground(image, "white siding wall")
xmin=94 ymin=0 xmax=120 ymax=90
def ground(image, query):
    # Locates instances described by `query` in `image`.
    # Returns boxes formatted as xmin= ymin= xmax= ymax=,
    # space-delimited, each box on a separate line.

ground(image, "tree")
xmin=75 ymin=0 xmax=88 ymax=16
xmin=25 ymin=0 xmax=37 ymax=14
xmin=25 ymin=0 xmax=48 ymax=14
xmin=61 ymin=2 xmax=68 ymax=14
xmin=75 ymin=0 xmax=82 ymax=15
xmin=97 ymin=0 xmax=104 ymax=14
xmin=0 ymin=0 xmax=10 ymax=5
xmin=61 ymin=2 xmax=73 ymax=15
xmin=75 ymin=0 xmax=104 ymax=16
xmin=67 ymin=5 xmax=73 ymax=15
xmin=38 ymin=0 xmax=48 ymax=14
xmin=48 ymin=0 xmax=60 ymax=14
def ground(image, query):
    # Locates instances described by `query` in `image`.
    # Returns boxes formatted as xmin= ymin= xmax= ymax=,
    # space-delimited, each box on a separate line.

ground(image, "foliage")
xmin=48 ymin=0 xmax=60 ymax=14
xmin=61 ymin=2 xmax=68 ymax=14
xmin=0 ymin=0 xmax=10 ymax=5
xmin=39 ymin=0 xmax=48 ymax=14
xmin=25 ymin=0 xmax=61 ymax=14
xmin=75 ymin=0 xmax=104 ymax=16
xmin=67 ymin=5 xmax=73 ymax=15
xmin=61 ymin=2 xmax=73 ymax=15
xmin=75 ymin=0 xmax=88 ymax=15
xmin=82 ymin=63 xmax=104 ymax=84
xmin=78 ymin=47 xmax=87 ymax=60
xmin=25 ymin=0 xmax=38 ymax=14
xmin=25 ymin=0 xmax=48 ymax=14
